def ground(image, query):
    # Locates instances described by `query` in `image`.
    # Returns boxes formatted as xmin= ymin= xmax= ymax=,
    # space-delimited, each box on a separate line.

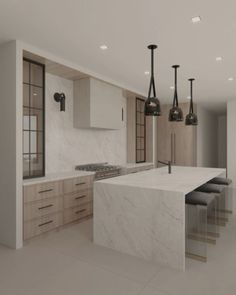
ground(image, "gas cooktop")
xmin=75 ymin=163 xmax=121 ymax=180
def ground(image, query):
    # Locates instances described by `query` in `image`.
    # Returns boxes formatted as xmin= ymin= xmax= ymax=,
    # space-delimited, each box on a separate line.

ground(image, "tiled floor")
xmin=1 ymin=215 xmax=236 ymax=295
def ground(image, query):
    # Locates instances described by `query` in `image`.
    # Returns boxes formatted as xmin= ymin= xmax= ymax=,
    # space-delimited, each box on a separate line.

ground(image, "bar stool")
xmin=195 ymin=183 xmax=227 ymax=225
xmin=185 ymin=191 xmax=217 ymax=262
xmin=208 ymin=177 xmax=233 ymax=214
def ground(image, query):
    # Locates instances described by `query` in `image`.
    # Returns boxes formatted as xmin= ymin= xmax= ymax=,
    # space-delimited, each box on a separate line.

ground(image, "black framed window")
xmin=23 ymin=59 xmax=45 ymax=179
xmin=136 ymin=98 xmax=146 ymax=163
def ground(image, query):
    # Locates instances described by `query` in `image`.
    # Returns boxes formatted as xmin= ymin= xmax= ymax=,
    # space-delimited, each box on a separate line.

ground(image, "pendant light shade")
xmin=169 ymin=65 xmax=183 ymax=122
xmin=185 ymin=78 xmax=198 ymax=126
xmin=145 ymin=44 xmax=161 ymax=116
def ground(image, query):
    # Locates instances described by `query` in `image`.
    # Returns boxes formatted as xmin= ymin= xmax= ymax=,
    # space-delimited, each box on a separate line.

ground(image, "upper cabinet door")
xmin=74 ymin=77 xmax=126 ymax=130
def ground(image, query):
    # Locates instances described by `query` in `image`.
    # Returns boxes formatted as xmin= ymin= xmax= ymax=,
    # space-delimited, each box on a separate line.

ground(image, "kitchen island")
xmin=93 ymin=166 xmax=226 ymax=270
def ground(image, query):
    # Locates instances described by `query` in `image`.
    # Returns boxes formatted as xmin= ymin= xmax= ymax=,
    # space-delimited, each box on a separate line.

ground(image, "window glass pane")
xmin=23 ymin=131 xmax=30 ymax=153
xmin=23 ymin=61 xmax=29 ymax=84
xmin=23 ymin=155 xmax=30 ymax=178
xmin=140 ymin=113 xmax=145 ymax=125
xmin=23 ymin=108 xmax=30 ymax=130
xmin=30 ymin=154 xmax=44 ymax=177
xmin=30 ymin=109 xmax=43 ymax=131
xmin=30 ymin=131 xmax=43 ymax=154
xmin=30 ymin=86 xmax=43 ymax=109
xmin=30 ymin=63 xmax=43 ymax=87
xmin=23 ymin=84 xmax=30 ymax=107
xmin=136 ymin=112 xmax=141 ymax=124
xmin=140 ymin=126 xmax=145 ymax=137
xmin=140 ymin=150 xmax=145 ymax=162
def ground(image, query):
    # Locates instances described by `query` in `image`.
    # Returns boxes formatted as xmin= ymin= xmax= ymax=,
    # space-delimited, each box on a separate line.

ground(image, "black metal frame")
xmin=23 ymin=58 xmax=45 ymax=179
xmin=135 ymin=97 xmax=146 ymax=163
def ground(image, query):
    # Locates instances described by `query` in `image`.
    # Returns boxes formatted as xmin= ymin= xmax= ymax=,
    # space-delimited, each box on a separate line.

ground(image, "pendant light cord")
xmin=189 ymin=79 xmax=194 ymax=113
xmin=148 ymin=47 xmax=156 ymax=98
xmin=173 ymin=66 xmax=179 ymax=107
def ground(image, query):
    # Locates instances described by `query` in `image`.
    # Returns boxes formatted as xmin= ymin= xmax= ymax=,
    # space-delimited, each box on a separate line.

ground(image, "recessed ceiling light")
xmin=216 ymin=56 xmax=223 ymax=61
xmin=228 ymin=77 xmax=234 ymax=81
xmin=144 ymin=71 xmax=150 ymax=75
xmin=33 ymin=93 xmax=37 ymax=96
xmin=191 ymin=16 xmax=201 ymax=23
xmin=100 ymin=44 xmax=108 ymax=50
xmin=187 ymin=96 xmax=191 ymax=99
xmin=170 ymin=86 xmax=174 ymax=89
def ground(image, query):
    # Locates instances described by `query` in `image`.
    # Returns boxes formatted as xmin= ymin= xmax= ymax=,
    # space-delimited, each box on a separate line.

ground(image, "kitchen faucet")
xmin=158 ymin=160 xmax=172 ymax=174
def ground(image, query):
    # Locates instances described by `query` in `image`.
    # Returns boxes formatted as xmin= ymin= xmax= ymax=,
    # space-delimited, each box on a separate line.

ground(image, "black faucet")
xmin=158 ymin=160 xmax=172 ymax=174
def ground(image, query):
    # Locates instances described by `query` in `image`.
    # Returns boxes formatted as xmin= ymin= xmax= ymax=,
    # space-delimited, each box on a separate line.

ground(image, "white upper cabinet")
xmin=74 ymin=77 xmax=125 ymax=129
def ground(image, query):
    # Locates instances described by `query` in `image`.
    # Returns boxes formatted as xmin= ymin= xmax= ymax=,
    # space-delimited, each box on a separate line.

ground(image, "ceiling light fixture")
xmin=100 ymin=44 xmax=108 ymax=50
xmin=216 ymin=56 xmax=223 ymax=61
xmin=187 ymin=95 xmax=191 ymax=99
xmin=170 ymin=86 xmax=174 ymax=89
xmin=169 ymin=65 xmax=183 ymax=122
xmin=191 ymin=16 xmax=201 ymax=23
xmin=228 ymin=77 xmax=234 ymax=81
xmin=144 ymin=71 xmax=150 ymax=75
xmin=144 ymin=44 xmax=161 ymax=116
xmin=185 ymin=79 xmax=198 ymax=126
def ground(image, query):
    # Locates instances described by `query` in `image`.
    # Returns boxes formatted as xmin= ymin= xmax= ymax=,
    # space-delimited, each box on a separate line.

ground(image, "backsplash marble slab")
xmin=45 ymin=73 xmax=127 ymax=173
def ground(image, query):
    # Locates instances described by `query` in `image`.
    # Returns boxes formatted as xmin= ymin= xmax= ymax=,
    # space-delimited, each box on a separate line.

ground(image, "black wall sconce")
xmin=54 ymin=92 xmax=66 ymax=111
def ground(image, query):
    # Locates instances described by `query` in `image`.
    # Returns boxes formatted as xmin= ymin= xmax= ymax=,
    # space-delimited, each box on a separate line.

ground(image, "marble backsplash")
xmin=45 ymin=73 xmax=127 ymax=174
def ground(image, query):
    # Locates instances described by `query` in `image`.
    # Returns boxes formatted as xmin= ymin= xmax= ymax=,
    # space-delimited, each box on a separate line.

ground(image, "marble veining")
xmin=45 ymin=73 xmax=127 ymax=174
xmin=93 ymin=166 xmax=226 ymax=271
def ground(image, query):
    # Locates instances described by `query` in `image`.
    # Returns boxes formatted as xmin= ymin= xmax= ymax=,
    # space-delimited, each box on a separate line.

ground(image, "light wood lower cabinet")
xmin=23 ymin=175 xmax=94 ymax=240
xmin=24 ymin=212 xmax=63 ymax=240
xmin=64 ymin=202 xmax=93 ymax=224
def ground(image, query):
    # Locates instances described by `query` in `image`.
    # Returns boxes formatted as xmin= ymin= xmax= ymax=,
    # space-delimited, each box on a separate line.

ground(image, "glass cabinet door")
xmin=23 ymin=59 xmax=45 ymax=179
xmin=136 ymin=98 xmax=146 ymax=163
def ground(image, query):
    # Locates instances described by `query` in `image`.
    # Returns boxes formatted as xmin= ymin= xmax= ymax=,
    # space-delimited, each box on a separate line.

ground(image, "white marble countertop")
xmin=96 ymin=166 xmax=226 ymax=194
xmin=123 ymin=162 xmax=154 ymax=169
xmin=23 ymin=171 xmax=95 ymax=186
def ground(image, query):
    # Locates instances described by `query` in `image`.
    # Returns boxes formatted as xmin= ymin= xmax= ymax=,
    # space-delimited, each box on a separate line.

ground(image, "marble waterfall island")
xmin=93 ymin=166 xmax=225 ymax=271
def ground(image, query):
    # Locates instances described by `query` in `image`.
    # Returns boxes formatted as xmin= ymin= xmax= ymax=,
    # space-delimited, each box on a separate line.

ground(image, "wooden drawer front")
xmin=24 ymin=181 xmax=63 ymax=203
xmin=64 ymin=190 xmax=92 ymax=209
xmin=24 ymin=212 xmax=63 ymax=240
xmin=64 ymin=203 xmax=92 ymax=224
xmin=24 ymin=197 xmax=63 ymax=222
xmin=63 ymin=176 xmax=93 ymax=194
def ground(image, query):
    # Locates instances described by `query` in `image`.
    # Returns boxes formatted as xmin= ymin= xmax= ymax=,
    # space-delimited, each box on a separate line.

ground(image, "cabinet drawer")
xmin=24 ymin=181 xmax=63 ymax=203
xmin=64 ymin=203 xmax=92 ymax=224
xmin=24 ymin=197 xmax=63 ymax=222
xmin=63 ymin=176 xmax=93 ymax=194
xmin=24 ymin=212 xmax=63 ymax=240
xmin=64 ymin=190 xmax=92 ymax=209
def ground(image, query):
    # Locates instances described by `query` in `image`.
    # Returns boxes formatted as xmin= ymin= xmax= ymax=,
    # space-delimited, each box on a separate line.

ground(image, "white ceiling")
xmin=1 ymin=0 xmax=236 ymax=114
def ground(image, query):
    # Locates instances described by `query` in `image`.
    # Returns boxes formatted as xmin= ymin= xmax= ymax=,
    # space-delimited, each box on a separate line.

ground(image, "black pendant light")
xmin=185 ymin=78 xmax=198 ymax=126
xmin=144 ymin=44 xmax=161 ymax=116
xmin=169 ymin=65 xmax=183 ymax=122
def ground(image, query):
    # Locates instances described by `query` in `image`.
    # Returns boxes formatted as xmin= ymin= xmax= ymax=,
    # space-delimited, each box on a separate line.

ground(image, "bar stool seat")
xmin=186 ymin=191 xmax=215 ymax=206
xmin=208 ymin=177 xmax=232 ymax=186
xmin=196 ymin=183 xmax=224 ymax=194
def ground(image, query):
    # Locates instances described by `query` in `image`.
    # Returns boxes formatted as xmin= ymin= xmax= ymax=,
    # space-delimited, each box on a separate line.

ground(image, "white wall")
xmin=227 ymin=101 xmax=236 ymax=187
xmin=0 ymin=41 xmax=23 ymax=248
xmin=218 ymin=115 xmax=227 ymax=168
xmin=46 ymin=73 xmax=127 ymax=173
xmin=197 ymin=106 xmax=218 ymax=167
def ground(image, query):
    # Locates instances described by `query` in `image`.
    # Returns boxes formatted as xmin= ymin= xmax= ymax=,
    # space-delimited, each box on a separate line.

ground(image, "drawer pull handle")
xmin=75 ymin=182 xmax=86 ymax=186
xmin=75 ymin=195 xmax=86 ymax=200
xmin=75 ymin=209 xmax=86 ymax=214
xmin=38 ymin=220 xmax=53 ymax=227
xmin=38 ymin=189 xmax=53 ymax=194
xmin=38 ymin=204 xmax=53 ymax=210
